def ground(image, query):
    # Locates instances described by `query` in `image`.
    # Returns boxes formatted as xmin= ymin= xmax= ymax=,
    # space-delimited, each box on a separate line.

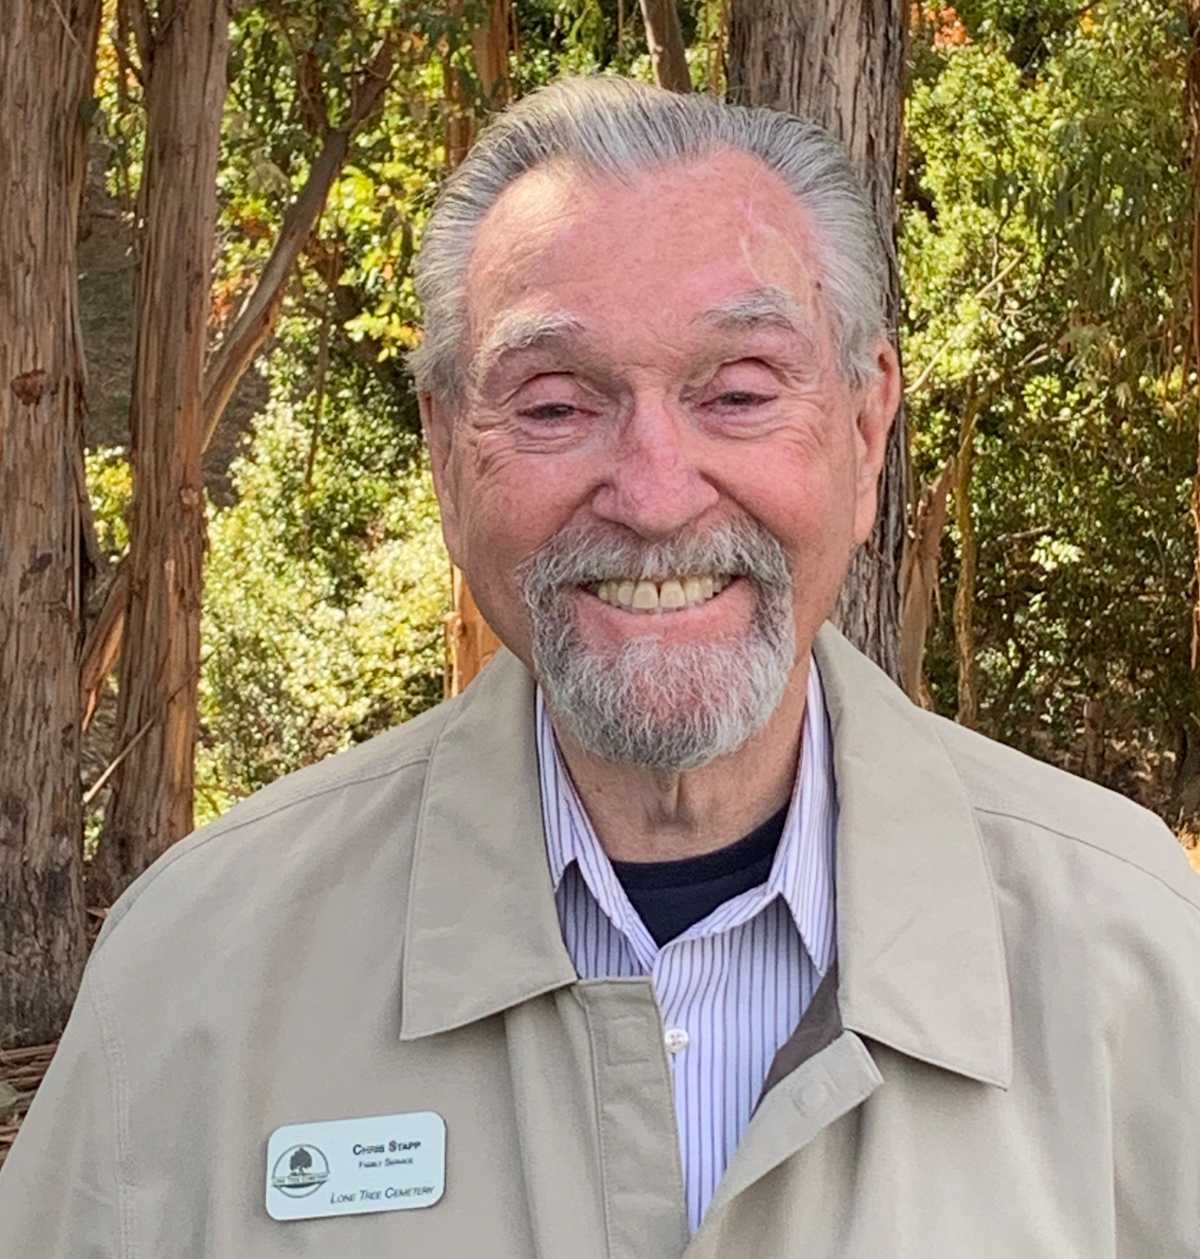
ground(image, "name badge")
xmin=266 ymin=1111 xmax=446 ymax=1221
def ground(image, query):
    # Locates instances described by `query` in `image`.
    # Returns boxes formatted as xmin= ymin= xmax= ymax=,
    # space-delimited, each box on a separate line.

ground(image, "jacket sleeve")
xmin=0 ymin=970 xmax=122 ymax=1257
xmin=1111 ymin=890 xmax=1200 ymax=1254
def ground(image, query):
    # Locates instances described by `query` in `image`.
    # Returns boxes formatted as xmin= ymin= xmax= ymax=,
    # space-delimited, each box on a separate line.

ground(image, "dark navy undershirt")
xmin=610 ymin=803 xmax=790 ymax=948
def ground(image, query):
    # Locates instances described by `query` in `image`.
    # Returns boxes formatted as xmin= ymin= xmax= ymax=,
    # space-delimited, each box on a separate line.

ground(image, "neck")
xmin=549 ymin=656 xmax=811 ymax=863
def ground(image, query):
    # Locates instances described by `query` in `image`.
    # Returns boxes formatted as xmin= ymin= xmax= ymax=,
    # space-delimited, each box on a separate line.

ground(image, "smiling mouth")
xmin=586 ymin=574 xmax=733 ymax=613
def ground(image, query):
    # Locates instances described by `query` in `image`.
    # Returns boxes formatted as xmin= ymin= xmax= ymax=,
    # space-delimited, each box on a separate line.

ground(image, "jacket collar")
xmin=400 ymin=626 xmax=1013 ymax=1088
xmin=814 ymin=626 xmax=1012 ymax=1087
xmin=400 ymin=651 xmax=576 ymax=1041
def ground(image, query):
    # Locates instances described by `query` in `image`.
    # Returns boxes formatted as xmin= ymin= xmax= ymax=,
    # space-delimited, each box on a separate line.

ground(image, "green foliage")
xmin=78 ymin=0 xmax=1200 ymax=831
xmin=902 ymin=0 xmax=1196 ymax=811
xmin=85 ymin=447 xmax=132 ymax=558
xmin=511 ymin=0 xmax=723 ymax=91
xmin=196 ymin=391 xmax=449 ymax=824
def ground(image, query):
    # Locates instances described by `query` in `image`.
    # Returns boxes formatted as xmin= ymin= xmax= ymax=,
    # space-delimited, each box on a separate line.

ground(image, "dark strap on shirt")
xmin=610 ymin=802 xmax=790 ymax=948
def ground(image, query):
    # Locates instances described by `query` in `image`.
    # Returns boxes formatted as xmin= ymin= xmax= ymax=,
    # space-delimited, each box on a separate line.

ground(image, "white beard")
xmin=520 ymin=520 xmax=796 ymax=770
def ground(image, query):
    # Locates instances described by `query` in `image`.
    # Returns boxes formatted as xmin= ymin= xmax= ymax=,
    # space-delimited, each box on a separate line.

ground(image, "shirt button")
xmin=664 ymin=1027 xmax=690 ymax=1054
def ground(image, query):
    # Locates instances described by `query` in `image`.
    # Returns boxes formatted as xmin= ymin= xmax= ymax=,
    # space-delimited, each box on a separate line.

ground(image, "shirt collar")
xmin=399 ymin=627 xmax=1012 ymax=1088
xmin=536 ymin=665 xmax=837 ymax=976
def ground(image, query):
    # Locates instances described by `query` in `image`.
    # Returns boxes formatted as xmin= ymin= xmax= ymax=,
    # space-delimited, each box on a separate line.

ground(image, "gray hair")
xmin=410 ymin=75 xmax=889 ymax=404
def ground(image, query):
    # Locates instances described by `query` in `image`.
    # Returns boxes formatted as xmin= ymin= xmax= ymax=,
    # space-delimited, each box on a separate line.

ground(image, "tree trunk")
xmin=471 ymin=0 xmax=513 ymax=107
xmin=79 ymin=37 xmax=398 ymax=730
xmin=94 ymin=0 xmax=229 ymax=904
xmin=447 ymin=1 xmax=509 ymax=695
xmin=952 ymin=401 xmax=979 ymax=729
xmin=444 ymin=0 xmax=511 ymax=168
xmin=639 ymin=0 xmax=692 ymax=93
xmin=899 ymin=457 xmax=954 ymax=701
xmin=1080 ymin=656 xmax=1105 ymax=782
xmin=726 ymin=0 xmax=908 ymax=680
xmin=1187 ymin=1 xmax=1200 ymax=725
xmin=445 ymin=569 xmax=503 ymax=697
xmin=0 ymin=0 xmax=103 ymax=1046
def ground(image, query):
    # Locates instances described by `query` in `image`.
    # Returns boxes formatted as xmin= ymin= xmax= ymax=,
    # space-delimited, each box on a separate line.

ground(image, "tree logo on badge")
xmin=270 ymin=1144 xmax=331 ymax=1197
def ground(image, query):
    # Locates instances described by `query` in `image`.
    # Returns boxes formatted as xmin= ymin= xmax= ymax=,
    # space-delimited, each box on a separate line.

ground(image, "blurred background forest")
xmin=77 ymin=0 xmax=1200 ymax=828
xmin=3 ymin=0 xmax=1200 ymax=1111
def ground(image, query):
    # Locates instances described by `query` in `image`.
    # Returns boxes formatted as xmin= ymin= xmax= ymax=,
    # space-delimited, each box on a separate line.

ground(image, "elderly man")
xmin=2 ymin=76 xmax=1198 ymax=1257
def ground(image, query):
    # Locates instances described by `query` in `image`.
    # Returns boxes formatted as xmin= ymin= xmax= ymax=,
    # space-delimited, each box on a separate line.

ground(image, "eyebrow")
xmin=470 ymin=286 xmax=817 ymax=388
xmin=697 ymin=286 xmax=815 ymax=340
xmin=470 ymin=311 xmax=587 ymax=387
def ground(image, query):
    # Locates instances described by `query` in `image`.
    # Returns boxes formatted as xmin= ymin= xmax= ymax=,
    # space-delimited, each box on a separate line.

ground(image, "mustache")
xmin=518 ymin=519 xmax=792 ymax=598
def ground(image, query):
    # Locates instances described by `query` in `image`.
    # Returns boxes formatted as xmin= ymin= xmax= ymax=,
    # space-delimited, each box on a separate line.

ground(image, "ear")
xmin=851 ymin=338 xmax=902 ymax=545
xmin=420 ymin=391 xmax=465 ymax=564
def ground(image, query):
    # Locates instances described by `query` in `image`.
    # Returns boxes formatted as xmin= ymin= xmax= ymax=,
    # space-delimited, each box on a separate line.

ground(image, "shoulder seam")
xmin=975 ymin=805 xmax=1200 ymax=915
xmin=97 ymin=749 xmax=434 ymax=949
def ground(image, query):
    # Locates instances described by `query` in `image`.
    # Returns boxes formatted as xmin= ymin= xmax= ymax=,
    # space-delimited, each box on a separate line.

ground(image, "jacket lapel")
xmin=815 ymin=625 xmax=1013 ymax=1089
xmin=399 ymin=626 xmax=1013 ymax=1085
xmin=399 ymin=651 xmax=577 ymax=1041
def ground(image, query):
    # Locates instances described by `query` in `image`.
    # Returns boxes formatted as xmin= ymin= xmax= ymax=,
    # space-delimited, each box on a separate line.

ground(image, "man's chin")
xmin=538 ymin=637 xmax=792 ymax=771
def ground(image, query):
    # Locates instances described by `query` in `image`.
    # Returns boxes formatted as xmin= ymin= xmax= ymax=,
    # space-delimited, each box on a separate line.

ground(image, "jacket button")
xmin=664 ymin=1027 xmax=690 ymax=1054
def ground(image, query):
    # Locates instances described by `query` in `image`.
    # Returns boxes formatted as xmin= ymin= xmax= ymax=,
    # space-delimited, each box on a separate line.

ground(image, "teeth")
xmin=659 ymin=579 xmax=686 ymax=609
xmin=632 ymin=580 xmax=659 ymax=610
xmin=592 ymin=574 xmax=732 ymax=614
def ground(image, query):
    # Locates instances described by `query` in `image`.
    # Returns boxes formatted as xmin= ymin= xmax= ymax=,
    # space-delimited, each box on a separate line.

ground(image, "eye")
xmin=712 ymin=389 xmax=773 ymax=408
xmin=700 ymin=360 xmax=781 ymax=414
xmin=507 ymin=371 xmax=598 ymax=427
xmin=518 ymin=401 xmax=581 ymax=422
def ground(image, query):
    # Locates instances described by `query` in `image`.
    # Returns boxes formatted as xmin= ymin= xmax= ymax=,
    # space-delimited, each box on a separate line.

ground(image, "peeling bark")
xmin=727 ymin=0 xmax=908 ymax=680
xmin=94 ymin=0 xmax=229 ymax=903
xmin=0 ymin=0 xmax=103 ymax=1046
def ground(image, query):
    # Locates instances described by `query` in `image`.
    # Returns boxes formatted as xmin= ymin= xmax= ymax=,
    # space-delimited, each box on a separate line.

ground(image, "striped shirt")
xmin=535 ymin=665 xmax=838 ymax=1233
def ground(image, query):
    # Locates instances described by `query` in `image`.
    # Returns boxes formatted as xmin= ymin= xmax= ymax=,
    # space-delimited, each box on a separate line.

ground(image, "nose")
xmin=590 ymin=393 xmax=720 ymax=539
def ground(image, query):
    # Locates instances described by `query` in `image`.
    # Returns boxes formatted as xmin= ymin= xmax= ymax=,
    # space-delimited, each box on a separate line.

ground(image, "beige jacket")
xmin=2 ymin=626 xmax=1198 ymax=1257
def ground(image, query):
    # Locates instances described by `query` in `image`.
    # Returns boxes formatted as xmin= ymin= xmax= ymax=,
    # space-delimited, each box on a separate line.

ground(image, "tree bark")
xmin=1080 ymin=656 xmax=1105 ymax=782
xmin=1187 ymin=1 xmax=1200 ymax=720
xmin=94 ymin=0 xmax=229 ymax=904
xmin=446 ymin=570 xmax=503 ymax=697
xmin=444 ymin=0 xmax=511 ymax=168
xmin=899 ymin=458 xmax=953 ymax=701
xmin=447 ymin=1 xmax=509 ymax=695
xmin=639 ymin=0 xmax=692 ymax=93
xmin=726 ymin=0 xmax=908 ymax=680
xmin=0 ymin=0 xmax=103 ymax=1046
xmin=952 ymin=399 xmax=979 ymax=729
xmin=79 ymin=38 xmax=398 ymax=729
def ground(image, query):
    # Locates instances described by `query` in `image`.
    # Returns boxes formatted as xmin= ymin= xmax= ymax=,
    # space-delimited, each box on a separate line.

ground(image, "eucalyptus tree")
xmin=903 ymin=1 xmax=1194 ymax=812
xmin=90 ymin=0 xmax=403 ymax=900
xmin=727 ymin=0 xmax=909 ymax=680
xmin=0 ymin=0 xmax=103 ymax=1047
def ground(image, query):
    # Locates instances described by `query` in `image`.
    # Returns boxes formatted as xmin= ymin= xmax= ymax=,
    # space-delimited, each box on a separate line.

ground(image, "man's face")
xmin=423 ymin=150 xmax=898 ymax=766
